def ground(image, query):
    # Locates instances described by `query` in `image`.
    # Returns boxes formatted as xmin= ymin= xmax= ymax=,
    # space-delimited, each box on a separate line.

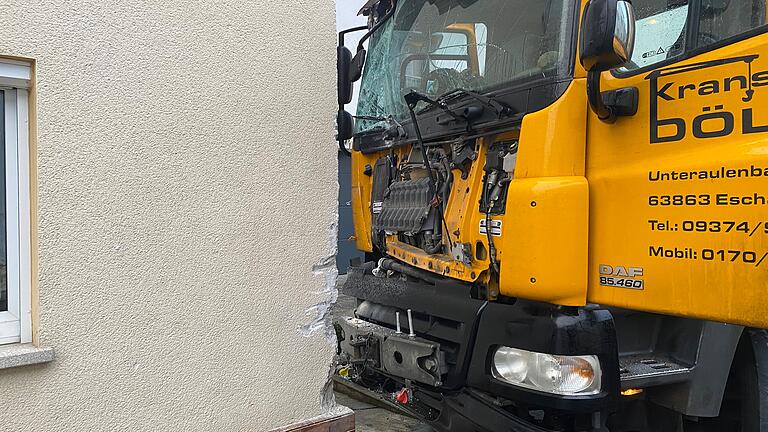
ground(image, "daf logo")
xmin=599 ymin=264 xmax=644 ymax=278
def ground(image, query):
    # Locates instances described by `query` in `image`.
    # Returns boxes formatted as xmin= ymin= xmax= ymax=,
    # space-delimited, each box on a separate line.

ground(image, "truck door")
xmin=586 ymin=0 xmax=768 ymax=327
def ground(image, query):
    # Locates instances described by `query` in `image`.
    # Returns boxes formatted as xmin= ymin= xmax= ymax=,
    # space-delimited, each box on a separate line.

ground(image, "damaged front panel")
xmin=338 ymin=316 xmax=446 ymax=387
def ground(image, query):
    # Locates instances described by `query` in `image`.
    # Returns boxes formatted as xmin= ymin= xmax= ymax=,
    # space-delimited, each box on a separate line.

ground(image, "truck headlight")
xmin=492 ymin=347 xmax=601 ymax=396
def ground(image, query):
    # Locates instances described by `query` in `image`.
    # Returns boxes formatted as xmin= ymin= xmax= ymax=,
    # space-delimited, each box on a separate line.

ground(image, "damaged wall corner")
xmin=301 ymin=219 xmax=342 ymax=412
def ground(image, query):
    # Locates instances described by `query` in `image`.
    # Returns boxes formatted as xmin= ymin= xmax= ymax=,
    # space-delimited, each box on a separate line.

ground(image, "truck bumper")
xmin=411 ymin=388 xmax=555 ymax=432
xmin=340 ymin=266 xmax=620 ymax=431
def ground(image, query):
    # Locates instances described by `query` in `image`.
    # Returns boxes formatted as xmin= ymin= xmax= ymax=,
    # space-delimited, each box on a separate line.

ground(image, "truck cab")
xmin=335 ymin=1 xmax=768 ymax=430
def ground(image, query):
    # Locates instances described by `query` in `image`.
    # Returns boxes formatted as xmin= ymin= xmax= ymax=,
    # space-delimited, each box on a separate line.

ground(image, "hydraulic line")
xmin=438 ymin=156 xmax=455 ymax=251
xmin=483 ymin=169 xmax=502 ymax=275
xmin=486 ymin=209 xmax=500 ymax=275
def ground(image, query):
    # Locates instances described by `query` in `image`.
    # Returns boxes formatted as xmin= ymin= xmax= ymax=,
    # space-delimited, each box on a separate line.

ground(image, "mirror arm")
xmin=339 ymin=26 xmax=369 ymax=47
xmin=587 ymin=70 xmax=616 ymax=123
xmin=356 ymin=0 xmax=397 ymax=52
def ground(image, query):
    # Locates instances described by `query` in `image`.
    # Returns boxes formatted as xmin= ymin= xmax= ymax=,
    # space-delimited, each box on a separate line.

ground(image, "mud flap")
xmin=748 ymin=329 xmax=768 ymax=431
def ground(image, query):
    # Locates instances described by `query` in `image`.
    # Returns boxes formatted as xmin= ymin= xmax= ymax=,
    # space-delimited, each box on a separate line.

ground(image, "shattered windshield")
xmin=355 ymin=0 xmax=573 ymax=134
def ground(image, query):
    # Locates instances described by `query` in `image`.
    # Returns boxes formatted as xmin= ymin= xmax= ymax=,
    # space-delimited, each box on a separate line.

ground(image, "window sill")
xmin=0 ymin=343 xmax=54 ymax=370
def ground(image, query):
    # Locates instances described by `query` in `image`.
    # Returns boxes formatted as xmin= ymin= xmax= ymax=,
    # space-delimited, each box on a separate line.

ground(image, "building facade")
xmin=0 ymin=1 xmax=341 ymax=430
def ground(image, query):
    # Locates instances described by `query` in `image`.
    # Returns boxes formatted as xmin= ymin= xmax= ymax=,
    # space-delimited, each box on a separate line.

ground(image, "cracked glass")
xmin=355 ymin=0 xmax=572 ymax=133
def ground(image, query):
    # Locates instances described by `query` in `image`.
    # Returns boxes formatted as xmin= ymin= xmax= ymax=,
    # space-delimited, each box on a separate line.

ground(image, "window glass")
xmin=619 ymin=1 xmax=689 ymax=72
xmin=619 ymin=0 xmax=768 ymax=73
xmin=355 ymin=0 xmax=573 ymax=133
xmin=476 ymin=23 xmax=488 ymax=76
xmin=403 ymin=31 xmax=470 ymax=93
xmin=698 ymin=0 xmax=766 ymax=44
xmin=0 ymin=88 xmax=25 ymax=345
xmin=0 ymin=95 xmax=5 ymax=315
xmin=0 ymin=71 xmax=31 ymax=346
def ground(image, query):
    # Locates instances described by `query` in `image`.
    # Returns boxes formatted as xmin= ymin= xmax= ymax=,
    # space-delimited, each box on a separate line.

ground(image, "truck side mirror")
xmin=579 ymin=0 xmax=637 ymax=123
xmin=337 ymin=110 xmax=354 ymax=143
xmin=338 ymin=48 xmax=365 ymax=107
xmin=350 ymin=50 xmax=366 ymax=82
xmin=337 ymin=26 xmax=368 ymax=155
xmin=579 ymin=0 xmax=635 ymax=72
xmin=337 ymin=46 xmax=362 ymax=152
xmin=338 ymin=46 xmax=354 ymax=105
xmin=337 ymin=47 xmax=355 ymax=154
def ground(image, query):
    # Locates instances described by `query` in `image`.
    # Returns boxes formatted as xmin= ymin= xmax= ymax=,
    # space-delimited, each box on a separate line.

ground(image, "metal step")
xmin=619 ymin=354 xmax=692 ymax=389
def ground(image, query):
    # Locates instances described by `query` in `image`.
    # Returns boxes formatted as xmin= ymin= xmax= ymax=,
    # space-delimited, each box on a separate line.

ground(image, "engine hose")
xmin=439 ymin=157 xmax=453 ymax=203
xmin=486 ymin=209 xmax=500 ymax=275
xmin=438 ymin=158 xmax=455 ymax=250
xmin=380 ymin=258 xmax=442 ymax=285
xmin=424 ymin=236 xmax=443 ymax=255
xmin=419 ymin=160 xmax=450 ymax=255
xmin=483 ymin=167 xmax=501 ymax=276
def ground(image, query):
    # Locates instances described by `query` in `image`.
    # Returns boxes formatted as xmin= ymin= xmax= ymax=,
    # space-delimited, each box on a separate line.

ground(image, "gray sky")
xmin=336 ymin=0 xmax=368 ymax=111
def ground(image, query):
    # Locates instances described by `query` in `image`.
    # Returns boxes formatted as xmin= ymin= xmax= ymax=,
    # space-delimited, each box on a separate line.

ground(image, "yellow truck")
xmin=335 ymin=0 xmax=768 ymax=430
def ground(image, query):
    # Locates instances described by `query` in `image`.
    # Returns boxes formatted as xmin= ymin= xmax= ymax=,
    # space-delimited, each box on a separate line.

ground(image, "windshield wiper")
xmin=437 ymin=88 xmax=514 ymax=118
xmin=405 ymin=89 xmax=514 ymax=129
xmin=404 ymin=90 xmax=465 ymax=124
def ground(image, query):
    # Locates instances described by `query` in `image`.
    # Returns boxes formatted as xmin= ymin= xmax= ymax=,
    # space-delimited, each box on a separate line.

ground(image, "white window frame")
xmin=0 ymin=60 xmax=31 ymax=345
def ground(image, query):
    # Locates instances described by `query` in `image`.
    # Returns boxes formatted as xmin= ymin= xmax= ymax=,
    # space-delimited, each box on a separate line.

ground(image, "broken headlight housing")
xmin=491 ymin=346 xmax=602 ymax=396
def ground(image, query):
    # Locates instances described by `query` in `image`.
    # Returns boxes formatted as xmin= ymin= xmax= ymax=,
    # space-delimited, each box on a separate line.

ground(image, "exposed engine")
xmin=371 ymin=145 xmax=453 ymax=254
xmin=370 ymin=137 xmax=518 ymax=259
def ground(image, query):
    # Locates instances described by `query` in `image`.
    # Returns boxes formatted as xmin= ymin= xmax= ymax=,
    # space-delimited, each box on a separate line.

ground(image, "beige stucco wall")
xmin=0 ymin=1 xmax=339 ymax=430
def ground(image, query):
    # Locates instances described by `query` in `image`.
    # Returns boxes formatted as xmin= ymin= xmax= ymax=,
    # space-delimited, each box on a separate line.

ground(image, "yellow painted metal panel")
xmin=586 ymin=33 xmax=768 ymax=327
xmin=498 ymin=177 xmax=589 ymax=306
xmin=386 ymin=238 xmax=483 ymax=282
xmin=516 ymin=79 xmax=588 ymax=178
xmin=350 ymin=150 xmax=377 ymax=253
